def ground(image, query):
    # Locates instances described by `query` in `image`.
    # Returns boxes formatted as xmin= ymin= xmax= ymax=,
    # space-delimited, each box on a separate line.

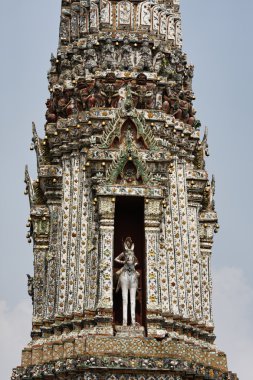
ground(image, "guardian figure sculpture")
xmin=115 ymin=237 xmax=139 ymax=326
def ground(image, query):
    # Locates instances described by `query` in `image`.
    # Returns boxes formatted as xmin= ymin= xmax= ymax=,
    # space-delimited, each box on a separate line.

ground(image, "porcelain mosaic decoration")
xmin=12 ymin=1 xmax=238 ymax=379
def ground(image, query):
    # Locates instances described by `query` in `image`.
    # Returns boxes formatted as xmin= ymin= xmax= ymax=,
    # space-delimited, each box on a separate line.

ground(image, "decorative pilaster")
xmin=187 ymin=205 xmax=202 ymax=322
xmin=96 ymin=196 xmax=115 ymax=334
xmin=56 ymin=155 xmax=71 ymax=316
xmin=199 ymin=210 xmax=218 ymax=328
xmin=31 ymin=211 xmax=50 ymax=338
xmin=65 ymin=152 xmax=80 ymax=315
xmin=167 ymin=159 xmax=188 ymax=318
xmin=144 ymin=198 xmax=164 ymax=337
xmin=76 ymin=153 xmax=89 ymax=314
xmin=44 ymin=204 xmax=61 ymax=320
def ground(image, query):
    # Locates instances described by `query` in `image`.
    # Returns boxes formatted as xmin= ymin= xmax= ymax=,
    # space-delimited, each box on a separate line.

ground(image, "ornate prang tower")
xmin=12 ymin=1 xmax=238 ymax=379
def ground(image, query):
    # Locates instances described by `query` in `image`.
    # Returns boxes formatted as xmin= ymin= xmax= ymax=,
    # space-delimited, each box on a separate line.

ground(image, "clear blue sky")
xmin=0 ymin=1 xmax=252 ymax=379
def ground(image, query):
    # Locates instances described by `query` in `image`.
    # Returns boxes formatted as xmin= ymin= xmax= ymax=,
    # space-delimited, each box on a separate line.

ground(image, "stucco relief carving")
xmin=117 ymin=1 xmax=133 ymax=28
xmin=138 ymin=1 xmax=152 ymax=27
xmin=159 ymin=11 xmax=167 ymax=36
xmin=102 ymin=37 xmax=116 ymax=70
xmin=98 ymin=196 xmax=115 ymax=219
xmin=80 ymin=7 xmax=89 ymax=34
xmin=167 ymin=14 xmax=175 ymax=40
xmin=60 ymin=12 xmax=70 ymax=43
xmin=175 ymin=19 xmax=182 ymax=47
xmin=100 ymin=0 xmax=112 ymax=25
xmin=151 ymin=5 xmax=160 ymax=32
xmin=90 ymin=3 xmax=99 ymax=30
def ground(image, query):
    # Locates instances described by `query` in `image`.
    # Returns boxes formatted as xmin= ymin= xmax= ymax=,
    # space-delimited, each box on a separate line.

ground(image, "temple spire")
xmin=12 ymin=0 xmax=238 ymax=379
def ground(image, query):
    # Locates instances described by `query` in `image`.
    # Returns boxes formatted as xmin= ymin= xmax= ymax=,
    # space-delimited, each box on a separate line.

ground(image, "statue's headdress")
xmin=124 ymin=237 xmax=134 ymax=250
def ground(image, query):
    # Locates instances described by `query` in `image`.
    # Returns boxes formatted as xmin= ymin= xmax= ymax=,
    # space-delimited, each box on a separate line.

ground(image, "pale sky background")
xmin=0 ymin=1 xmax=252 ymax=379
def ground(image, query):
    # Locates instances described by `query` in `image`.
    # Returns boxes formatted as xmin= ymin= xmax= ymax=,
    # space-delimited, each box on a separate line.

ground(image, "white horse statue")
xmin=115 ymin=237 xmax=140 ymax=326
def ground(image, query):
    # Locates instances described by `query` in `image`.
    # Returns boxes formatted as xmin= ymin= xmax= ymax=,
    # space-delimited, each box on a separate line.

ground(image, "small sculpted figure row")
xmin=48 ymin=39 xmax=194 ymax=88
xmin=46 ymin=76 xmax=197 ymax=127
xmin=162 ymin=85 xmax=197 ymax=126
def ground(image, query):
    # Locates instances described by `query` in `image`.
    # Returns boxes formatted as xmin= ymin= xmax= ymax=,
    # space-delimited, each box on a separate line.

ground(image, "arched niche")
xmin=175 ymin=19 xmax=182 ymax=48
xmin=166 ymin=14 xmax=175 ymax=41
xmin=117 ymin=1 xmax=133 ymax=29
xmin=71 ymin=9 xmax=79 ymax=40
xmin=109 ymin=118 xmax=148 ymax=151
xmin=100 ymin=0 xmax=112 ymax=25
xmin=80 ymin=8 xmax=89 ymax=35
xmin=159 ymin=11 xmax=167 ymax=36
xmin=60 ymin=13 xmax=71 ymax=43
xmin=113 ymin=196 xmax=146 ymax=327
xmin=137 ymin=1 xmax=152 ymax=28
xmin=151 ymin=5 xmax=162 ymax=33
xmin=90 ymin=2 xmax=99 ymax=31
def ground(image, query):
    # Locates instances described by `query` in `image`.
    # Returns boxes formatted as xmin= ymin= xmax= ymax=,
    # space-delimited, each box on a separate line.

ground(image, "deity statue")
xmin=84 ymin=41 xmax=98 ymax=73
xmin=194 ymin=127 xmax=209 ymax=170
xmin=170 ymin=48 xmax=184 ymax=66
xmin=102 ymin=38 xmax=115 ymax=70
xmin=115 ymin=237 xmax=140 ymax=326
xmin=203 ymin=175 xmax=215 ymax=212
xmin=100 ymin=79 xmax=125 ymax=108
xmin=78 ymin=80 xmax=104 ymax=109
xmin=59 ymin=57 xmax=72 ymax=84
xmin=52 ymin=84 xmax=68 ymax=118
xmin=184 ymin=64 xmax=194 ymax=89
xmin=47 ymin=54 xmax=59 ymax=87
xmin=137 ymin=40 xmax=153 ymax=71
xmin=72 ymin=54 xmax=85 ymax=79
xmin=120 ymin=38 xmax=133 ymax=70
xmin=175 ymin=91 xmax=196 ymax=125
xmin=134 ymin=83 xmax=155 ymax=109
xmin=45 ymin=98 xmax=57 ymax=123
xmin=153 ymin=51 xmax=165 ymax=73
xmin=27 ymin=274 xmax=34 ymax=304
xmin=63 ymin=82 xmax=79 ymax=117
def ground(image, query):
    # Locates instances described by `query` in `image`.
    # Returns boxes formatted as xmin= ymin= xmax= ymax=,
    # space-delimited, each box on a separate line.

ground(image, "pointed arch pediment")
xmin=100 ymin=110 xmax=157 ymax=150
xmin=107 ymin=132 xmax=151 ymax=185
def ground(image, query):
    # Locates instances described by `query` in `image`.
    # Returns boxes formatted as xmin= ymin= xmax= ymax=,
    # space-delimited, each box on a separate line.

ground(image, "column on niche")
xmin=96 ymin=196 xmax=115 ymax=334
xmin=144 ymin=198 xmax=163 ymax=336
xmin=45 ymin=204 xmax=61 ymax=319
xmin=32 ymin=212 xmax=50 ymax=326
